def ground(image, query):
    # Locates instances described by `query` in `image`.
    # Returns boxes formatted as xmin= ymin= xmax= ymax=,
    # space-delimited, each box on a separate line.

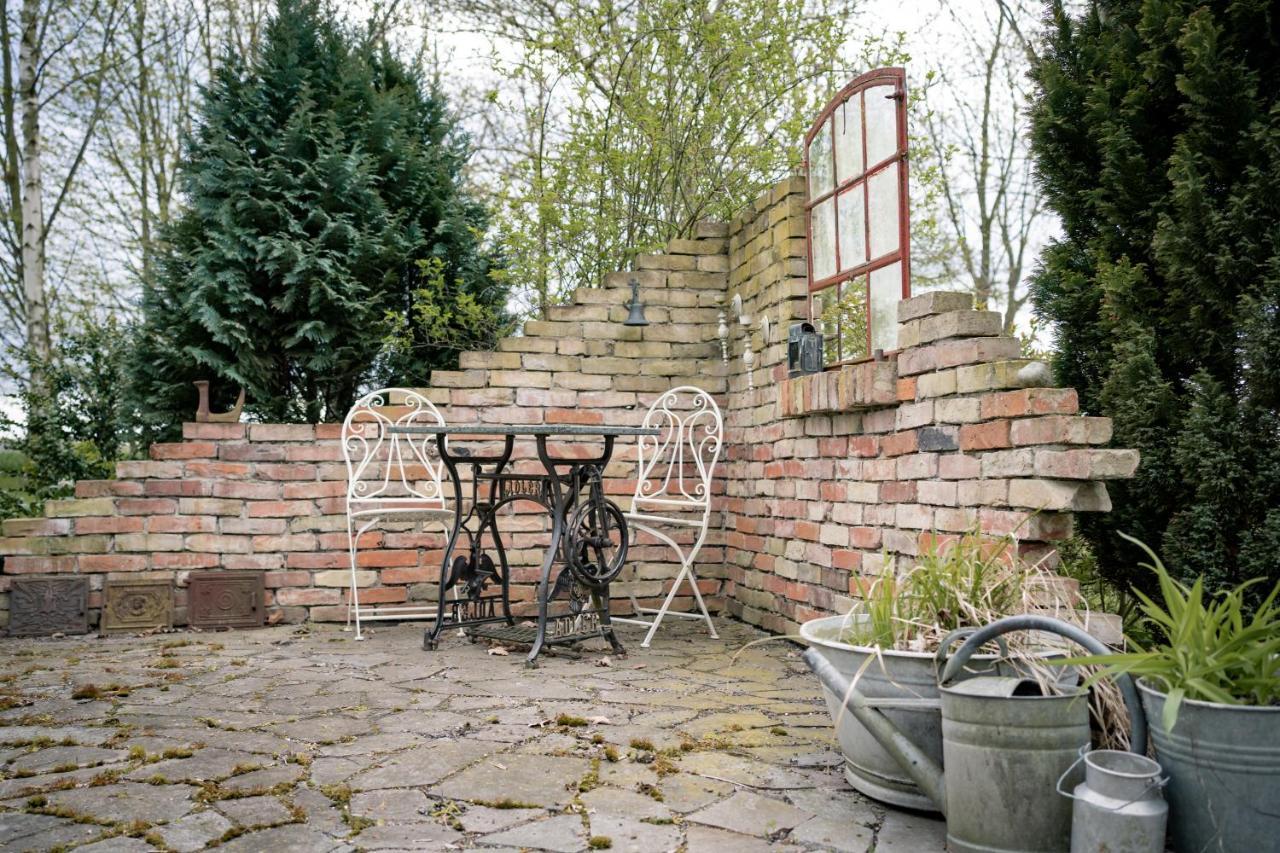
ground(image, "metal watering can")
xmin=803 ymin=615 xmax=1149 ymax=853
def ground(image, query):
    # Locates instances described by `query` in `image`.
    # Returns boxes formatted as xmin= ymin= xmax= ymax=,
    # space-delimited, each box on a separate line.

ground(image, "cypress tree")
xmin=1028 ymin=1 xmax=1280 ymax=597
xmin=128 ymin=0 xmax=505 ymax=432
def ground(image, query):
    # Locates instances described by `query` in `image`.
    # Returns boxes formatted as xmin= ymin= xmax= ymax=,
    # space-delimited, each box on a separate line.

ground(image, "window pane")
xmin=812 ymin=287 xmax=841 ymax=365
xmin=870 ymin=262 xmax=902 ymax=353
xmin=807 ymin=119 xmax=833 ymax=198
xmin=868 ymin=162 xmax=900 ymax=259
xmin=837 ymin=276 xmax=869 ymax=362
xmin=810 ymin=196 xmax=837 ymax=282
xmin=864 ymin=84 xmax=898 ymax=167
xmin=837 ymin=185 xmax=866 ymax=272
xmin=834 ymin=97 xmax=863 ymax=184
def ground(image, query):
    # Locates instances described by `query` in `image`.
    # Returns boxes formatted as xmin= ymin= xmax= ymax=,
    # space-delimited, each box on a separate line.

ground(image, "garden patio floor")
xmin=0 ymin=619 xmax=944 ymax=852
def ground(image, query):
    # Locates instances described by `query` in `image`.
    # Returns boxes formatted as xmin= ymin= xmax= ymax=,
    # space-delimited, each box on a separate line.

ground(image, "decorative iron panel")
xmin=8 ymin=576 xmax=89 ymax=637
xmin=187 ymin=572 xmax=263 ymax=629
xmin=101 ymin=578 xmax=173 ymax=634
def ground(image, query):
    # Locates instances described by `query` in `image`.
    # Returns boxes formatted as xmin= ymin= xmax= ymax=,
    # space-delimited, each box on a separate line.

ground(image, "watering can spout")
xmin=801 ymin=647 xmax=948 ymax=814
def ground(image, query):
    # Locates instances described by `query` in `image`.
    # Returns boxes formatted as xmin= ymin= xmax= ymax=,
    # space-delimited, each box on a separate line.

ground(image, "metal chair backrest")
xmin=342 ymin=388 xmax=448 ymax=515
xmin=630 ymin=386 xmax=722 ymax=520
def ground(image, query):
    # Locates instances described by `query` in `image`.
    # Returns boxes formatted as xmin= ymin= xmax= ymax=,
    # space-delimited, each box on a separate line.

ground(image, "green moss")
xmin=588 ymin=835 xmax=613 ymax=849
xmin=556 ymin=714 xmax=589 ymax=727
xmin=628 ymin=738 xmax=654 ymax=752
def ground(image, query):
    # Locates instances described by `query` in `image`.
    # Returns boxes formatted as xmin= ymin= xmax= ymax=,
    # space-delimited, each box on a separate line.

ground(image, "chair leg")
xmin=347 ymin=520 xmax=364 ymax=641
xmin=685 ymin=566 xmax=718 ymax=639
xmin=641 ymin=563 xmax=692 ymax=649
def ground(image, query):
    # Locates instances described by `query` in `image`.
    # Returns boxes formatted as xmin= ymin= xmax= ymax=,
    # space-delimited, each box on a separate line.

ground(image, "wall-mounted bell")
xmin=622 ymin=277 xmax=649 ymax=326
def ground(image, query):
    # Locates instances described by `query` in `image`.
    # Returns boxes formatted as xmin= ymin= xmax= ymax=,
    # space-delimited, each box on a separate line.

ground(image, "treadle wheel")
xmin=565 ymin=499 xmax=628 ymax=588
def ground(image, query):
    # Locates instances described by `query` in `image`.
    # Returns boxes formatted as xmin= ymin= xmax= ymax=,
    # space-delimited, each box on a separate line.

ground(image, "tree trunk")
xmin=18 ymin=0 xmax=49 ymax=382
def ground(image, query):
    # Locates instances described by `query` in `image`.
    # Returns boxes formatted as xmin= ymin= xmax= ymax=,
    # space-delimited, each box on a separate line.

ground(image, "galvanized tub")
xmin=1139 ymin=680 xmax=1280 ymax=852
xmin=800 ymin=614 xmax=1016 ymax=810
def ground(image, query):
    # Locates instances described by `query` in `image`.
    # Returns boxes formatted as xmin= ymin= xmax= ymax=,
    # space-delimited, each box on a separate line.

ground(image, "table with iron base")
xmin=387 ymin=424 xmax=658 ymax=667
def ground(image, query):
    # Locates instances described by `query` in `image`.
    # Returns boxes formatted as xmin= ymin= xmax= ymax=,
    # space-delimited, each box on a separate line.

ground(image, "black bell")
xmin=622 ymin=277 xmax=649 ymax=326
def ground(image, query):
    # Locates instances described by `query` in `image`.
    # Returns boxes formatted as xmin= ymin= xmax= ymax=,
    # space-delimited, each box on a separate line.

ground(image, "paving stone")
xmin=478 ymin=813 xmax=585 ymax=852
xmin=790 ymin=813 xmax=875 ymax=852
xmin=349 ymin=821 xmax=464 ymax=849
xmin=8 ymin=745 xmax=129 ymax=774
xmin=219 ymin=763 xmax=306 ymax=793
xmin=0 ymin=812 xmax=101 ymax=849
xmin=349 ymin=787 xmax=432 ymax=822
xmin=874 ymin=809 xmax=947 ymax=852
xmin=349 ymin=740 xmax=483 ymax=791
xmin=124 ymin=747 xmax=249 ymax=782
xmin=589 ymin=815 xmax=681 ymax=852
xmin=580 ymin=785 xmax=673 ymax=821
xmin=216 ymin=823 xmax=350 ymax=853
xmin=678 ymin=710 xmax=778 ymax=739
xmin=655 ymin=773 xmax=733 ymax=813
xmin=687 ymin=790 xmax=812 ymax=837
xmin=452 ymin=803 xmax=545 ymax=834
xmin=71 ymin=837 xmax=154 ymax=853
xmin=310 ymin=755 xmax=365 ymax=786
xmin=677 ymin=750 xmax=813 ymax=790
xmin=375 ymin=709 xmax=474 ymax=733
xmin=0 ymin=725 xmax=112 ymax=746
xmin=684 ymin=824 xmax=804 ymax=852
xmin=317 ymin=732 xmax=421 ymax=757
xmin=0 ymin=765 xmax=107 ymax=799
xmin=155 ymin=809 xmax=235 ymax=852
xmin=271 ymin=715 xmax=373 ymax=743
xmin=45 ymin=781 xmax=196 ymax=824
xmin=215 ymin=794 xmax=294 ymax=826
xmin=434 ymin=753 xmax=589 ymax=809
xmin=287 ymin=786 xmax=347 ymax=835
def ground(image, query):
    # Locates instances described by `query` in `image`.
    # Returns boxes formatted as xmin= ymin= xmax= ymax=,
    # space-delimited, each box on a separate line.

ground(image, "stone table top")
xmin=388 ymin=424 xmax=662 ymax=437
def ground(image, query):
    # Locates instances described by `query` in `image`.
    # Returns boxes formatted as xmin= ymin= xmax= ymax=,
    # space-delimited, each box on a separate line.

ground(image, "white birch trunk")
xmin=19 ymin=0 xmax=49 ymax=378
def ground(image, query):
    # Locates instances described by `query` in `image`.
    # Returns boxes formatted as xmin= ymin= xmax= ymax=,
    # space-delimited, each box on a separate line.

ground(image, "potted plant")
xmin=800 ymin=531 xmax=1081 ymax=810
xmin=1064 ymin=535 xmax=1280 ymax=852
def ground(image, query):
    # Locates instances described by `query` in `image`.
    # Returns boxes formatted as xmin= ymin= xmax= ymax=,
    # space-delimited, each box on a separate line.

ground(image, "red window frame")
xmin=804 ymin=67 xmax=911 ymax=365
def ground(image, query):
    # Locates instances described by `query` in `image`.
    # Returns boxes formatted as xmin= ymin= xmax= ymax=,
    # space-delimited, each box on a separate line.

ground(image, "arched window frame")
xmin=804 ymin=67 xmax=911 ymax=366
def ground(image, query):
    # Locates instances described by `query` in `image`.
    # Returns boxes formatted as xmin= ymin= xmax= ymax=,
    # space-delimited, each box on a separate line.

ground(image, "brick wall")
xmin=0 ymin=178 xmax=1137 ymax=634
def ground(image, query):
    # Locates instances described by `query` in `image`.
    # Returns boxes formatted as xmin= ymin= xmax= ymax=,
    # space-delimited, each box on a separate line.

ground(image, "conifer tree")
xmin=1028 ymin=0 xmax=1280 ymax=596
xmin=128 ymin=0 xmax=505 ymax=431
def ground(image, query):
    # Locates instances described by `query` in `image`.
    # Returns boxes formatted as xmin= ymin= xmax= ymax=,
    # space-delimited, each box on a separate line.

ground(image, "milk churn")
xmin=1058 ymin=748 xmax=1168 ymax=853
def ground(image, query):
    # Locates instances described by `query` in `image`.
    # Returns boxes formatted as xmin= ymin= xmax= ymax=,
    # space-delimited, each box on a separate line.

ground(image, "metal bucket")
xmin=1059 ymin=748 xmax=1167 ymax=853
xmin=941 ymin=677 xmax=1091 ymax=853
xmin=800 ymin=614 xmax=953 ymax=810
xmin=1139 ymin=680 xmax=1280 ymax=852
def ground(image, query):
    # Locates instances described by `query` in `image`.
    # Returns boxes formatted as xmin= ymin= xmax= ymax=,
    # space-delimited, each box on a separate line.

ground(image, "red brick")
xmin=80 ymin=554 xmax=148 ymax=572
xmin=5 ymin=556 xmax=76 ymax=573
xmin=849 ymin=527 xmax=882 ymax=549
xmin=224 ymin=553 xmax=284 ymax=570
xmin=283 ymin=481 xmax=346 ymax=500
xmin=880 ymin=431 xmax=919 ymax=457
xmin=283 ymin=444 xmax=343 ymax=462
xmin=213 ymin=481 xmax=281 ymax=500
xmin=264 ymin=570 xmax=312 ymax=588
xmin=75 ymin=516 xmax=145 ymax=535
xmin=880 ymin=481 xmax=917 ymax=503
xmin=342 ymin=586 xmax=407 ymax=605
xmin=148 ymin=515 xmax=217 ymax=534
xmin=286 ymin=552 xmax=347 ymax=569
xmin=219 ymin=444 xmax=286 ymax=462
xmin=248 ymin=500 xmax=316 ymax=518
xmin=150 ymin=442 xmax=217 ymax=460
xmin=117 ymin=498 xmax=177 ymax=516
xmin=848 ymin=436 xmax=879 ymax=457
xmin=546 ymin=408 xmax=604 ymax=425
xmin=182 ymin=422 xmax=246 ymax=440
xmin=382 ymin=566 xmax=437 ymax=585
xmin=144 ymin=479 xmax=212 ymax=497
xmin=276 ymin=587 xmax=340 ymax=606
xmin=980 ymin=388 xmax=1079 ymax=420
xmin=355 ymin=550 xmax=419 ymax=568
xmin=249 ymin=424 xmax=316 ymax=441
xmin=315 ymin=424 xmax=343 ymax=439
xmin=1010 ymin=416 xmax=1113 ymax=447
xmin=187 ymin=461 xmax=251 ymax=479
xmin=896 ymin=377 xmax=917 ymax=402
xmin=257 ymin=464 xmax=317 ymax=481
xmin=152 ymin=552 xmax=220 ymax=569
xmin=959 ymin=420 xmax=1011 ymax=451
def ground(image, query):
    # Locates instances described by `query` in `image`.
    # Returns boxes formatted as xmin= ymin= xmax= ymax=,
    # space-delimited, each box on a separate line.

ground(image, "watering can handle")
xmin=933 ymin=626 xmax=1008 ymax=675
xmin=938 ymin=615 xmax=1148 ymax=755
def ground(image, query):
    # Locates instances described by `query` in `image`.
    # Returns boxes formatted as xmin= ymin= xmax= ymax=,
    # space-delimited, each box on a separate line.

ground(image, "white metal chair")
xmin=614 ymin=386 xmax=724 ymax=647
xmin=342 ymin=388 xmax=453 ymax=639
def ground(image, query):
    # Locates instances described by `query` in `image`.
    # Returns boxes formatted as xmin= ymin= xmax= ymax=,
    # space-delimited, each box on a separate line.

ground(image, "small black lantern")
xmin=788 ymin=322 xmax=823 ymax=377
xmin=622 ymin=277 xmax=649 ymax=326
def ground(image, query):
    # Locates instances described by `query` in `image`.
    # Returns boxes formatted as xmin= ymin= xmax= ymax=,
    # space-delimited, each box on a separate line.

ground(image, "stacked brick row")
xmin=0 ymin=230 xmax=733 ymax=629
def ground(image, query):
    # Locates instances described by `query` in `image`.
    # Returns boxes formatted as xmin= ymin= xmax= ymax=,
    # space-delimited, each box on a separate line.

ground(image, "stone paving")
xmin=0 ymin=618 xmax=945 ymax=852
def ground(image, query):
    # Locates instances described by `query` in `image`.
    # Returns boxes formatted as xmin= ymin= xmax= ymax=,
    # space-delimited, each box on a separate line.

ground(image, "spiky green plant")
xmin=1061 ymin=534 xmax=1280 ymax=732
